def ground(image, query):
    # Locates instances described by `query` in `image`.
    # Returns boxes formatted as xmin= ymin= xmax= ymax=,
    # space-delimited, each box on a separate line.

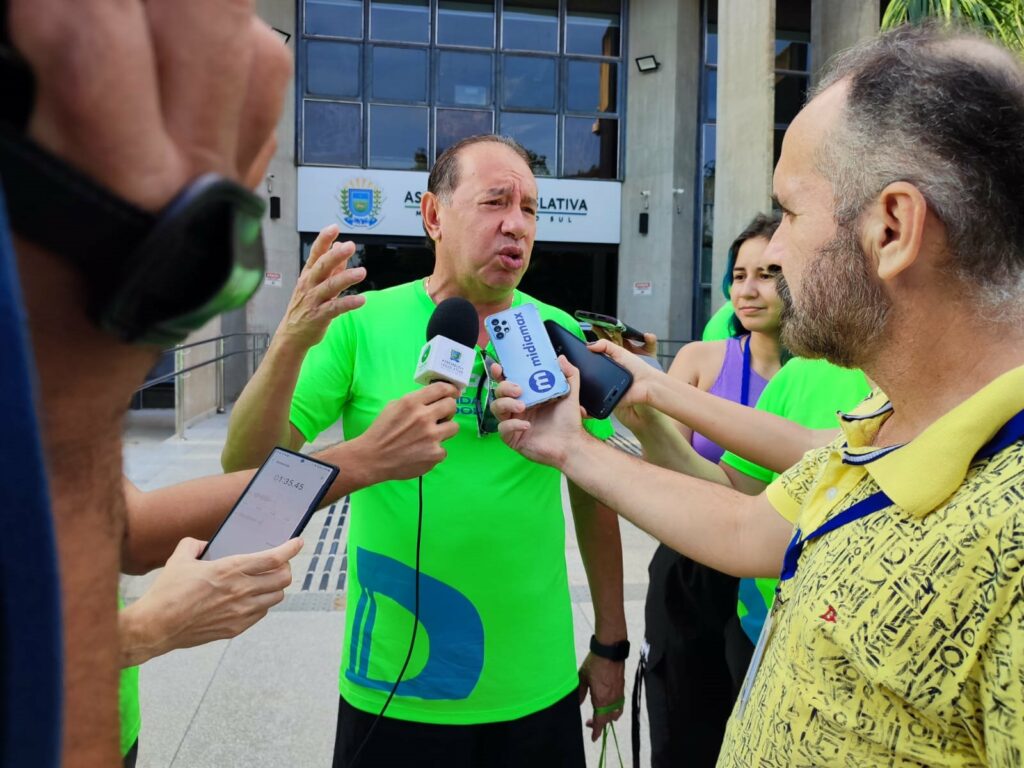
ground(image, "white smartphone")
xmin=200 ymin=447 xmax=339 ymax=560
xmin=485 ymin=302 xmax=569 ymax=408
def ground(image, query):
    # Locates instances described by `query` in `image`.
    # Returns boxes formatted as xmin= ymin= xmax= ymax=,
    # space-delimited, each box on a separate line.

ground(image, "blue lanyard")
xmin=779 ymin=407 xmax=1024 ymax=583
xmin=740 ymin=335 xmax=752 ymax=407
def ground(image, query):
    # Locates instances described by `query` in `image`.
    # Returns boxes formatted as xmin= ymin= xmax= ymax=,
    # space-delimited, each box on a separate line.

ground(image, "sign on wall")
xmin=297 ymin=167 xmax=621 ymax=244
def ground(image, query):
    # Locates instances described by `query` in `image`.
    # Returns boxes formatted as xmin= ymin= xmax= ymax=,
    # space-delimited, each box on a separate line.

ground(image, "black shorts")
xmin=123 ymin=739 xmax=138 ymax=768
xmin=332 ymin=690 xmax=586 ymax=768
xmin=641 ymin=544 xmax=754 ymax=768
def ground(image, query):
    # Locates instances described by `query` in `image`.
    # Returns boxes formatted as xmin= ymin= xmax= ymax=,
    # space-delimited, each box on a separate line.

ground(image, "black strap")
xmin=631 ymin=650 xmax=646 ymax=768
xmin=0 ymin=126 xmax=153 ymax=280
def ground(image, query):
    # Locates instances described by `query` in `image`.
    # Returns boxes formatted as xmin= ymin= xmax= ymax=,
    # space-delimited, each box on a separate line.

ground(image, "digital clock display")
xmin=202 ymin=448 xmax=336 ymax=560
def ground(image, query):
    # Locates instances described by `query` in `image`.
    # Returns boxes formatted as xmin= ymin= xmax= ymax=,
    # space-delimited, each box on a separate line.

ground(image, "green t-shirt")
xmin=290 ymin=281 xmax=612 ymax=725
xmin=719 ymin=357 xmax=871 ymax=641
xmin=118 ymin=596 xmax=141 ymax=756
xmin=701 ymin=303 xmax=735 ymax=341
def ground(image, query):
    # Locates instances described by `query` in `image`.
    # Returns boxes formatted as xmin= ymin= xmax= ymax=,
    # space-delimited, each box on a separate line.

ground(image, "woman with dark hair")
xmin=640 ymin=213 xmax=783 ymax=767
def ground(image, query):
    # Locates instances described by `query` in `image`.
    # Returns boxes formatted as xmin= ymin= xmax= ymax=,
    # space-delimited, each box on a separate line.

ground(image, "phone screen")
xmin=201 ymin=448 xmax=337 ymax=560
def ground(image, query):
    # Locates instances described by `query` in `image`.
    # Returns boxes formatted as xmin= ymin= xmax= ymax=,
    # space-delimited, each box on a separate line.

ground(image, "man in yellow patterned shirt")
xmin=491 ymin=22 xmax=1024 ymax=767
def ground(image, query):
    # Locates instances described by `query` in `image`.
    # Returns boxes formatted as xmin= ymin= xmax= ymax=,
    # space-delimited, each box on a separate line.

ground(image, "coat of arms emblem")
xmin=338 ymin=178 xmax=384 ymax=228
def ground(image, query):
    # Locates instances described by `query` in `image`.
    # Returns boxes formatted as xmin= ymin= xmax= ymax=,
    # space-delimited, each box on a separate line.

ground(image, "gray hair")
xmin=813 ymin=22 xmax=1024 ymax=314
xmin=422 ymin=135 xmax=532 ymax=252
xmin=428 ymin=134 xmax=532 ymax=205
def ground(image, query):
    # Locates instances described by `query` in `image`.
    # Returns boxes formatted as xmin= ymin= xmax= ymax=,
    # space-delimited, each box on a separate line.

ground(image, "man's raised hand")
xmin=275 ymin=224 xmax=367 ymax=350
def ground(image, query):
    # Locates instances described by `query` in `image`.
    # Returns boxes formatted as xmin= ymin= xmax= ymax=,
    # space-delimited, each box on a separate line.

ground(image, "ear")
xmin=421 ymin=191 xmax=443 ymax=245
xmin=860 ymin=181 xmax=928 ymax=282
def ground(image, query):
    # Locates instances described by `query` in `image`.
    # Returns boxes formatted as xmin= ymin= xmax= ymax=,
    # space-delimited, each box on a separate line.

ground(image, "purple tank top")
xmin=690 ymin=335 xmax=769 ymax=464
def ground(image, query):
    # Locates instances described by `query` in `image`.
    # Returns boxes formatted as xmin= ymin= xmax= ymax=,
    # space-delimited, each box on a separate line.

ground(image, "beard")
xmin=778 ymin=223 xmax=891 ymax=368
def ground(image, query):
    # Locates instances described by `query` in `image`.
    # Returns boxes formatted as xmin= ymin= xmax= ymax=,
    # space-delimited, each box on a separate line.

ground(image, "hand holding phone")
xmin=574 ymin=310 xmax=647 ymax=344
xmin=201 ymin=447 xmax=338 ymax=560
xmin=545 ymin=321 xmax=633 ymax=420
xmin=486 ymin=303 xmax=569 ymax=409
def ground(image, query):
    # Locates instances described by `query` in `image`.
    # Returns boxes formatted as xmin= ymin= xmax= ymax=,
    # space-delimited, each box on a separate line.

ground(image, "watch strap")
xmin=590 ymin=634 xmax=630 ymax=661
xmin=0 ymin=125 xmax=154 ymax=279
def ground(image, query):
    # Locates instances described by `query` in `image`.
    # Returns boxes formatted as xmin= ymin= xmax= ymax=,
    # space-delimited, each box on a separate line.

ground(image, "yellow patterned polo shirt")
xmin=717 ymin=364 xmax=1024 ymax=768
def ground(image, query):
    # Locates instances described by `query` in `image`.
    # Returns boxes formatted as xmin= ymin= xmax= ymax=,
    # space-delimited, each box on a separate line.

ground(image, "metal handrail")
xmin=135 ymin=345 xmax=266 ymax=390
xmin=134 ymin=332 xmax=270 ymax=438
xmin=151 ymin=332 xmax=269 ymax=356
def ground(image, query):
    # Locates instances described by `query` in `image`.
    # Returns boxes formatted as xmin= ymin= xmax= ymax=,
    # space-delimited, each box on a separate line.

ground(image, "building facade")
xmin=244 ymin=0 xmax=880 ymax=347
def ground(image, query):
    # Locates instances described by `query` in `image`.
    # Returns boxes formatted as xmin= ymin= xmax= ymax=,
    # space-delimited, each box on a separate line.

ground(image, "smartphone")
xmin=485 ymin=303 xmax=570 ymax=408
xmin=573 ymin=310 xmax=646 ymax=344
xmin=545 ymin=320 xmax=633 ymax=420
xmin=200 ymin=447 xmax=339 ymax=560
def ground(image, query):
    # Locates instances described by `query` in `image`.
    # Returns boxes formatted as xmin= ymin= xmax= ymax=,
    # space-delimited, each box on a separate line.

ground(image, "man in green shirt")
xmin=223 ymin=135 xmax=627 ymax=766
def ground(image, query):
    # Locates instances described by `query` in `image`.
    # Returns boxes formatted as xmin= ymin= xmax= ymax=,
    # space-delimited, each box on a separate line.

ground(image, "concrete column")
xmin=709 ymin=0 xmax=775 ymax=313
xmin=811 ymin=0 xmax=880 ymax=86
xmin=616 ymin=0 xmax=701 ymax=341
xmin=251 ymin=0 xmax=302 ymax=337
xmin=179 ymin=315 xmax=224 ymax=431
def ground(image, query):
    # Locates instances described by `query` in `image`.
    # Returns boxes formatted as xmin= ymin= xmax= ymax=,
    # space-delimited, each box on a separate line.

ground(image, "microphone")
xmin=413 ymin=296 xmax=478 ymax=392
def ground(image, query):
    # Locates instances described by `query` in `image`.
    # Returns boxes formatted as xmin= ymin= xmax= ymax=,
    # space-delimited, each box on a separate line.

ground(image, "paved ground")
xmin=122 ymin=408 xmax=657 ymax=768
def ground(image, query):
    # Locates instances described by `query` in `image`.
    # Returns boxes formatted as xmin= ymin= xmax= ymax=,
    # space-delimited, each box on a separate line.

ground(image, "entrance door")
xmin=300 ymin=234 xmax=618 ymax=318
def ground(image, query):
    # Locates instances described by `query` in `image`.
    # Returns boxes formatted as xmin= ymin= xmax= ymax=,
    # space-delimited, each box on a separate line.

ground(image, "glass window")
xmin=306 ymin=0 xmax=362 ymax=37
xmin=370 ymin=0 xmax=429 ymax=43
xmin=369 ymin=105 xmax=429 ymax=169
xmin=705 ymin=27 xmax=718 ymax=65
xmin=700 ymin=122 xmax=717 ymax=286
xmin=702 ymin=122 xmax=717 ymax=173
xmin=502 ymin=55 xmax=557 ymax=110
xmin=775 ymin=40 xmax=809 ymax=72
xmin=566 ymin=0 xmax=620 ymax=57
xmin=436 ymin=109 xmax=494 ymax=158
xmin=500 ymin=112 xmax=556 ymax=176
xmin=563 ymin=116 xmax=617 ymax=178
xmin=566 ymin=60 xmax=617 ymax=113
xmin=502 ymin=0 xmax=558 ymax=52
xmin=304 ymin=101 xmax=362 ymax=165
xmin=773 ymin=127 xmax=786 ymax=169
xmin=438 ymin=51 xmax=492 ymax=107
xmin=774 ymin=73 xmax=807 ymax=125
xmin=703 ymin=67 xmax=717 ymax=123
xmin=371 ymin=46 xmax=428 ymax=101
xmin=306 ymin=41 xmax=361 ymax=98
xmin=438 ymin=0 xmax=494 ymax=47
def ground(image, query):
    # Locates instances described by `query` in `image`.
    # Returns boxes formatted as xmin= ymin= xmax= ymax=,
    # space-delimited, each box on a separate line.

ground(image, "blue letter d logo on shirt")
xmin=346 ymin=547 xmax=484 ymax=700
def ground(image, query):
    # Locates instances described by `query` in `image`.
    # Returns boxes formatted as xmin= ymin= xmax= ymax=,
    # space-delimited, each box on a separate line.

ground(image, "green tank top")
xmin=720 ymin=358 xmax=871 ymax=641
xmin=118 ymin=595 xmax=141 ymax=755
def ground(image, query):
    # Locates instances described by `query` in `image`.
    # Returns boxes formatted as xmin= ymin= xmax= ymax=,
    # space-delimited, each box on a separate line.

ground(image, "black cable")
xmin=348 ymin=475 xmax=424 ymax=767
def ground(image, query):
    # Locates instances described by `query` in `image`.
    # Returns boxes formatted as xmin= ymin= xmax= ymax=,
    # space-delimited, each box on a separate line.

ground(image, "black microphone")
xmin=413 ymin=296 xmax=479 ymax=391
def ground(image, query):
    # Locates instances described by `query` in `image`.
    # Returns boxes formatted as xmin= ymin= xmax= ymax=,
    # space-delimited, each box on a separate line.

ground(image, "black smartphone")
xmin=573 ymin=310 xmax=646 ymax=344
xmin=545 ymin=320 xmax=633 ymax=420
xmin=200 ymin=447 xmax=339 ymax=560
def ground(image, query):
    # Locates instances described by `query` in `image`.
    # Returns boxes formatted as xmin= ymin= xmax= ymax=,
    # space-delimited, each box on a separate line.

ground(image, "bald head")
xmin=803 ymin=22 xmax=1024 ymax=313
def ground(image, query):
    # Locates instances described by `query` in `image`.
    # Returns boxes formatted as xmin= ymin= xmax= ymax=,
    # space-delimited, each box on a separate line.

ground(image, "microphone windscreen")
xmin=427 ymin=296 xmax=478 ymax=348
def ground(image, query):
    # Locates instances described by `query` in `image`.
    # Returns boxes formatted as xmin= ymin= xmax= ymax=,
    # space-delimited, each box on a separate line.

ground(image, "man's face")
xmin=769 ymin=83 xmax=891 ymax=368
xmin=434 ymin=143 xmax=538 ymax=301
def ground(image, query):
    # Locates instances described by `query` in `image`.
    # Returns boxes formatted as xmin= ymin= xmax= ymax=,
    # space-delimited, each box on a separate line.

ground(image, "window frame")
xmin=296 ymin=0 xmax=627 ymax=179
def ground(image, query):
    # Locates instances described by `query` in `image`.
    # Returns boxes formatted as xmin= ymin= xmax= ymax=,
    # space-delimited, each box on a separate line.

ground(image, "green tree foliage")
xmin=882 ymin=0 xmax=1024 ymax=53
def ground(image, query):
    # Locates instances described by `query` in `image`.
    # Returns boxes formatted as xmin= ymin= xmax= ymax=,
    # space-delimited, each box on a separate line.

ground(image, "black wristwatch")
xmin=590 ymin=635 xmax=630 ymax=662
xmin=0 ymin=30 xmax=266 ymax=347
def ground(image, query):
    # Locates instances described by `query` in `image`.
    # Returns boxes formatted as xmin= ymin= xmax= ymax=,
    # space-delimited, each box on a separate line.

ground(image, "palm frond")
xmin=882 ymin=0 xmax=1024 ymax=54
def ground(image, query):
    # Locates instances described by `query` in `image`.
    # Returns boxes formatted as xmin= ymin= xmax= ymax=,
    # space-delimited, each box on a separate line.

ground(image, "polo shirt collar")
xmin=837 ymin=364 xmax=1024 ymax=517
